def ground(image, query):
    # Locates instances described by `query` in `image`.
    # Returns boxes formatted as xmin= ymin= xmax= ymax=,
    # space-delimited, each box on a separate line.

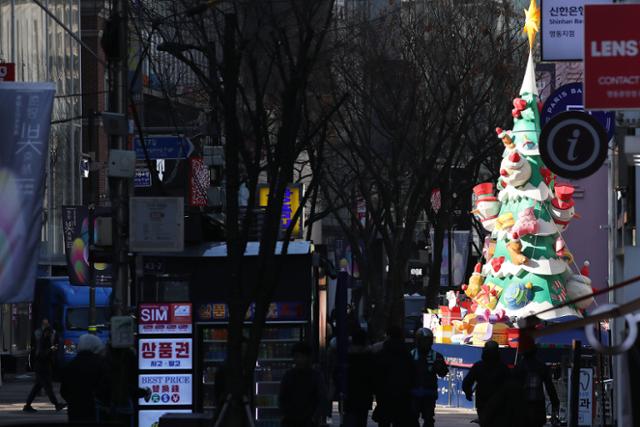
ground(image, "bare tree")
xmin=132 ymin=1 xmax=336 ymax=424
xmin=321 ymin=0 xmax=525 ymax=332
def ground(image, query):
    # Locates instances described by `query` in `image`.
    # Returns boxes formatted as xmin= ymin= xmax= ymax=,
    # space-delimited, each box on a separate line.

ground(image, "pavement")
xmin=0 ymin=374 xmax=66 ymax=425
xmin=0 ymin=374 xmax=477 ymax=426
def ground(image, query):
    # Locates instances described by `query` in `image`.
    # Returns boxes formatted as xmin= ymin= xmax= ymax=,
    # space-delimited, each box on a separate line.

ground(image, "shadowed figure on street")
xmin=513 ymin=344 xmax=559 ymax=427
xmin=60 ymin=334 xmax=108 ymax=423
xmin=279 ymin=342 xmax=327 ymax=427
xmin=372 ymin=325 xmax=418 ymax=427
xmin=410 ymin=328 xmax=448 ymax=427
xmin=344 ymin=328 xmax=374 ymax=427
xmin=24 ymin=319 xmax=66 ymax=413
xmin=462 ymin=340 xmax=510 ymax=426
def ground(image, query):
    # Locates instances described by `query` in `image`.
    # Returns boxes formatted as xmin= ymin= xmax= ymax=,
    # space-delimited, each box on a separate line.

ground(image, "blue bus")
xmin=32 ymin=277 xmax=112 ymax=365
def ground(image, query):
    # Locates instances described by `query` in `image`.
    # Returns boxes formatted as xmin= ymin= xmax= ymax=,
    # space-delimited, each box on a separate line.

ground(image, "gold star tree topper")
xmin=523 ymin=0 xmax=540 ymax=50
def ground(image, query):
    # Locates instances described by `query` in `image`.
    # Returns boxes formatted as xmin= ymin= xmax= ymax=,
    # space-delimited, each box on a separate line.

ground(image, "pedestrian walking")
xmin=344 ymin=329 xmax=374 ymax=427
xmin=23 ymin=320 xmax=66 ymax=412
xmin=372 ymin=325 xmax=418 ymax=427
xmin=279 ymin=342 xmax=327 ymax=427
xmin=462 ymin=340 xmax=510 ymax=426
xmin=513 ymin=343 xmax=559 ymax=427
xmin=97 ymin=343 xmax=151 ymax=426
xmin=410 ymin=328 xmax=448 ymax=427
xmin=60 ymin=334 xmax=107 ymax=423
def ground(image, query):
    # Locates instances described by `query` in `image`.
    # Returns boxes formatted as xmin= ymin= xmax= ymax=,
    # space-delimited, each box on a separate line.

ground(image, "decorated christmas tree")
xmin=465 ymin=0 xmax=594 ymax=321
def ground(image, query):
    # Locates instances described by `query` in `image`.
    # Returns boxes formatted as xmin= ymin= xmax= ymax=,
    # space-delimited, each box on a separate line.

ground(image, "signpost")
xmin=138 ymin=302 xmax=193 ymax=424
xmin=133 ymin=135 xmax=194 ymax=160
xmin=539 ymin=111 xmax=608 ymax=179
xmin=584 ymin=3 xmax=640 ymax=110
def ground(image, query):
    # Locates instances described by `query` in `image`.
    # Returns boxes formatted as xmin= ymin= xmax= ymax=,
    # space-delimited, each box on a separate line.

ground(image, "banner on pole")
xmin=0 ymin=83 xmax=55 ymax=303
xmin=62 ymin=206 xmax=112 ymax=285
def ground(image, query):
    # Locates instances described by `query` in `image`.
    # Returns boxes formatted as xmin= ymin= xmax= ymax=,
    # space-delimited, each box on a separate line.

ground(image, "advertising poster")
xmin=138 ymin=338 xmax=193 ymax=370
xmin=138 ymin=374 xmax=192 ymax=406
xmin=584 ymin=3 xmax=640 ymax=109
xmin=0 ymin=83 xmax=55 ymax=302
xmin=62 ymin=206 xmax=112 ymax=285
xmin=138 ymin=303 xmax=193 ymax=334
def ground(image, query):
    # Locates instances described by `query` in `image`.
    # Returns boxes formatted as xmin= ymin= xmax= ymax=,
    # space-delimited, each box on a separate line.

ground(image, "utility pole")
xmin=110 ymin=0 xmax=129 ymax=317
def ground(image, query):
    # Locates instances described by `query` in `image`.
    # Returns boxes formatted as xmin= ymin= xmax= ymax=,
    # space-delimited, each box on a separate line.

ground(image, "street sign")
xmin=584 ymin=4 xmax=640 ymax=109
xmin=541 ymin=0 xmax=612 ymax=62
xmin=540 ymin=111 xmax=608 ymax=179
xmin=0 ymin=63 xmax=15 ymax=81
xmin=134 ymin=168 xmax=152 ymax=187
xmin=568 ymin=368 xmax=594 ymax=426
xmin=541 ymin=83 xmax=615 ymax=141
xmin=133 ymin=135 xmax=194 ymax=160
xmin=129 ymin=197 xmax=184 ymax=252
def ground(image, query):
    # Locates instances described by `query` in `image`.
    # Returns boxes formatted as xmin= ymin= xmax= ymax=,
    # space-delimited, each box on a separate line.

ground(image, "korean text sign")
xmin=139 ymin=338 xmax=192 ymax=370
xmin=541 ymin=0 xmax=612 ymax=61
xmin=138 ymin=303 xmax=193 ymax=334
xmin=584 ymin=4 xmax=640 ymax=109
xmin=0 ymin=83 xmax=55 ymax=303
xmin=138 ymin=374 xmax=192 ymax=406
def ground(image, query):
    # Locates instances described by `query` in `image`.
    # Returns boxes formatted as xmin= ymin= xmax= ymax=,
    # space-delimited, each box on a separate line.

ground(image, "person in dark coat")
xmin=410 ymin=328 xmax=448 ymax=427
xmin=372 ymin=326 xmax=418 ymax=427
xmin=512 ymin=344 xmax=559 ymax=427
xmin=60 ymin=334 xmax=107 ymax=423
xmin=462 ymin=340 xmax=510 ymax=426
xmin=97 ymin=343 xmax=151 ymax=426
xmin=344 ymin=329 xmax=374 ymax=427
xmin=279 ymin=342 xmax=327 ymax=427
xmin=24 ymin=321 xmax=66 ymax=412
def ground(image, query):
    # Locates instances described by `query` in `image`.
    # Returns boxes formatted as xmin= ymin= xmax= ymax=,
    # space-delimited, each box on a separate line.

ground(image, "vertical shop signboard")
xmin=138 ymin=303 xmax=193 ymax=427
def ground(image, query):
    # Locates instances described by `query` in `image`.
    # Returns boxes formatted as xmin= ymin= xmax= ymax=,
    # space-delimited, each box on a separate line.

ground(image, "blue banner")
xmin=0 ymin=83 xmax=55 ymax=302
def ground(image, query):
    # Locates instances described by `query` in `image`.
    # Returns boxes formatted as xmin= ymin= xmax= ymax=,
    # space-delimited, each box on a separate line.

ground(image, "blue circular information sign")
xmin=541 ymin=83 xmax=615 ymax=141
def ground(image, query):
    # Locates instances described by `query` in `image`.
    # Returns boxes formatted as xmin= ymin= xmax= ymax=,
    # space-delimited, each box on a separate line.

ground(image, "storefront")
xmin=137 ymin=241 xmax=314 ymax=426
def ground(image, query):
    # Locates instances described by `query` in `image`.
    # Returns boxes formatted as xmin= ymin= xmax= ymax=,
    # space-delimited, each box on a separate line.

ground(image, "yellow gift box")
xmin=434 ymin=325 xmax=453 ymax=344
xmin=471 ymin=322 xmax=509 ymax=346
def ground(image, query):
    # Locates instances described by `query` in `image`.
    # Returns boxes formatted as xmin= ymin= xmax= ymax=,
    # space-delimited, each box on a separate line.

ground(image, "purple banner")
xmin=0 ymin=83 xmax=55 ymax=302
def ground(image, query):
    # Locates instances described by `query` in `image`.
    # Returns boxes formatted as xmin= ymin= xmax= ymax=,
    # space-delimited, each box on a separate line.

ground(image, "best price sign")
xmin=139 ymin=338 xmax=192 ymax=370
xmin=139 ymin=374 xmax=192 ymax=406
xmin=138 ymin=303 xmax=192 ymax=334
xmin=584 ymin=4 xmax=640 ymax=109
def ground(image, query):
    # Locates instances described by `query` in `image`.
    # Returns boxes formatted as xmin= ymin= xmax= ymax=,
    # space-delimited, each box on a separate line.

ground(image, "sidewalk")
xmin=0 ymin=375 xmax=477 ymax=426
xmin=328 ymin=403 xmax=477 ymax=427
xmin=0 ymin=374 xmax=66 ymax=425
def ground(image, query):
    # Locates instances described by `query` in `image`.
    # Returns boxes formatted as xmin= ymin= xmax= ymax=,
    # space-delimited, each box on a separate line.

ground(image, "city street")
xmin=0 ymin=374 xmax=477 ymax=427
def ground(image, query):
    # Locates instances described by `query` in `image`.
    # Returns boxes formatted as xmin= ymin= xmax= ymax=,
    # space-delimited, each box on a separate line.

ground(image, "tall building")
xmin=0 ymin=0 xmax=82 ymax=362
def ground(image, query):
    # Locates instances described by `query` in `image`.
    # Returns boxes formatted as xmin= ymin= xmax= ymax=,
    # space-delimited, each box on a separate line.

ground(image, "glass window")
xmin=65 ymin=307 xmax=110 ymax=331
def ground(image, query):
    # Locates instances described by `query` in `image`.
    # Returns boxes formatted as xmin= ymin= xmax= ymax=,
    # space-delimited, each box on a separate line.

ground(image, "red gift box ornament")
xmin=540 ymin=167 xmax=553 ymax=185
xmin=513 ymin=98 xmax=528 ymax=111
xmin=491 ymin=256 xmax=505 ymax=272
